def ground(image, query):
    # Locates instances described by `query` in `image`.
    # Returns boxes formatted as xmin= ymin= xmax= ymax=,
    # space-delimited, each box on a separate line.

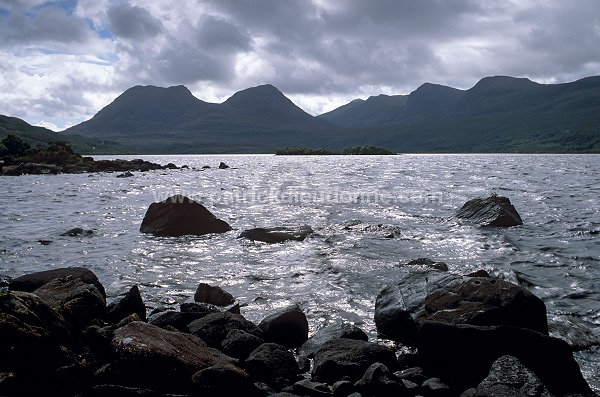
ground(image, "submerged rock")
xmin=61 ymin=227 xmax=94 ymax=237
xmin=139 ymin=195 xmax=231 ymax=237
xmin=455 ymin=195 xmax=523 ymax=227
xmin=237 ymin=225 xmax=313 ymax=243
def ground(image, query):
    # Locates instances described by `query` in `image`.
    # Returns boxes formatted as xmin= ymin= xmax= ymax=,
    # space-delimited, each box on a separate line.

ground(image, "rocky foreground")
xmin=1 ymin=262 xmax=596 ymax=397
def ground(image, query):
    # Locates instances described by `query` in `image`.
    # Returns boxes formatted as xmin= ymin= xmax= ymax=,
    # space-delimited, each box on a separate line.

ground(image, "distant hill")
xmin=0 ymin=115 xmax=130 ymax=155
xmin=61 ymin=76 xmax=600 ymax=154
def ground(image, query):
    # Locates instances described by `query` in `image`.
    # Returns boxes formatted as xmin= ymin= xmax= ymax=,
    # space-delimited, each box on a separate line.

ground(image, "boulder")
xmin=417 ymin=321 xmax=593 ymax=396
xmin=237 ymin=225 xmax=313 ymax=243
xmin=221 ymin=329 xmax=265 ymax=360
xmin=455 ymin=195 xmax=523 ymax=227
xmin=258 ymin=304 xmax=309 ymax=348
xmin=218 ymin=162 xmax=230 ymax=169
xmin=403 ymin=257 xmax=449 ymax=272
xmin=417 ymin=276 xmax=549 ymax=335
xmin=194 ymin=283 xmax=235 ymax=306
xmin=188 ymin=311 xmax=263 ymax=349
xmin=244 ymin=343 xmax=300 ymax=388
xmin=116 ymin=171 xmax=134 ymax=178
xmin=61 ymin=227 xmax=94 ymax=237
xmin=111 ymin=321 xmax=237 ymax=392
xmin=33 ymin=276 xmax=106 ymax=331
xmin=9 ymin=267 xmax=106 ymax=298
xmin=191 ymin=364 xmax=259 ymax=396
xmin=354 ymin=362 xmax=406 ymax=396
xmin=139 ymin=195 xmax=231 ymax=237
xmin=374 ymin=270 xmax=453 ymax=345
xmin=148 ymin=310 xmax=212 ymax=332
xmin=283 ymin=378 xmax=333 ymax=396
xmin=106 ymin=285 xmax=147 ymax=324
xmin=298 ymin=323 xmax=368 ymax=367
xmin=311 ymin=338 xmax=398 ymax=384
xmin=462 ymin=355 xmax=553 ymax=397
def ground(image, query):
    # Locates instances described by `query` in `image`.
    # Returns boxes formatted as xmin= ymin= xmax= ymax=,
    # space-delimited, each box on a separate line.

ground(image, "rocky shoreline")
xmin=1 ymin=262 xmax=596 ymax=397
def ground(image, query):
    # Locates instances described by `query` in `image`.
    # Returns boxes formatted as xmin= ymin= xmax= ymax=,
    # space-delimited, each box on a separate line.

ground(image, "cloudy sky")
xmin=1 ymin=0 xmax=599 ymax=131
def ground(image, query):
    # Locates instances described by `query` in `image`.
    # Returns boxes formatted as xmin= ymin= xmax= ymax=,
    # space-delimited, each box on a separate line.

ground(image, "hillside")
xmin=61 ymin=76 xmax=600 ymax=154
xmin=0 ymin=115 xmax=130 ymax=155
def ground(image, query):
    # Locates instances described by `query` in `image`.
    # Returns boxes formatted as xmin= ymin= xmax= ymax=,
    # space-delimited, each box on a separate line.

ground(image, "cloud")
xmin=1 ymin=0 xmax=599 ymax=130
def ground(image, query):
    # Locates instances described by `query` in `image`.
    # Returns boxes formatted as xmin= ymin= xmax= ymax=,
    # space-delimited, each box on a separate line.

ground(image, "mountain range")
xmin=3 ymin=75 xmax=600 ymax=154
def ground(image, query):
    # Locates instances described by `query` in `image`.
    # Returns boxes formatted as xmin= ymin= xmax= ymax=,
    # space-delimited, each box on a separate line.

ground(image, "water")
xmin=1 ymin=154 xmax=599 ymax=390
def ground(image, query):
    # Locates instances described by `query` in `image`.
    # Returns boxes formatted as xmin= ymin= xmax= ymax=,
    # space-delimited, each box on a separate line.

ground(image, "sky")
xmin=1 ymin=0 xmax=599 ymax=131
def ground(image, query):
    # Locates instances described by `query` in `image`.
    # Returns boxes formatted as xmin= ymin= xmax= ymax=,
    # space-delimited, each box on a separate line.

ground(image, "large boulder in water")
xmin=9 ymin=267 xmax=106 ymax=298
xmin=455 ymin=195 xmax=523 ymax=227
xmin=139 ymin=195 xmax=231 ymax=237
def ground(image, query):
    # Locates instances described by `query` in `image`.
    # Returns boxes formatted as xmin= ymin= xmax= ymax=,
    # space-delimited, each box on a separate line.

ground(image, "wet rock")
xmin=9 ymin=266 xmax=106 ymax=298
xmin=139 ymin=195 xmax=231 ymax=237
xmin=244 ymin=343 xmax=300 ymax=388
xmin=221 ymin=329 xmax=265 ymax=360
xmin=464 ymin=355 xmax=553 ymax=397
xmin=188 ymin=311 xmax=263 ymax=349
xmin=191 ymin=363 xmax=259 ymax=396
xmin=421 ymin=377 xmax=452 ymax=397
xmin=218 ymin=162 xmax=230 ymax=169
xmin=111 ymin=321 xmax=237 ymax=392
xmin=354 ymin=362 xmax=406 ymax=396
xmin=149 ymin=310 xmax=212 ymax=332
xmin=258 ymin=304 xmax=309 ymax=348
xmin=311 ymin=338 xmax=398 ymax=384
xmin=61 ymin=227 xmax=94 ymax=237
xmin=194 ymin=283 xmax=235 ymax=307
xmin=455 ymin=195 xmax=523 ymax=227
xmin=284 ymin=378 xmax=333 ymax=396
xmin=403 ymin=257 xmax=449 ymax=272
xmin=238 ymin=225 xmax=313 ymax=243
xmin=417 ymin=276 xmax=549 ymax=335
xmin=106 ymin=285 xmax=147 ymax=324
xmin=374 ymin=271 xmax=454 ymax=345
xmin=116 ymin=171 xmax=134 ymax=178
xmin=548 ymin=315 xmax=600 ymax=350
xmin=417 ymin=321 xmax=593 ymax=396
xmin=299 ymin=323 xmax=368 ymax=369
xmin=33 ymin=276 xmax=106 ymax=331
xmin=341 ymin=220 xmax=402 ymax=238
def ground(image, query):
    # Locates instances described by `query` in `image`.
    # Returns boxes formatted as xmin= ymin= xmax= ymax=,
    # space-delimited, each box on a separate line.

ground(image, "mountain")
xmin=319 ymin=94 xmax=408 ymax=127
xmin=0 ymin=115 xmax=130 ymax=155
xmin=65 ymin=84 xmax=335 ymax=153
xmin=62 ymin=76 xmax=600 ymax=154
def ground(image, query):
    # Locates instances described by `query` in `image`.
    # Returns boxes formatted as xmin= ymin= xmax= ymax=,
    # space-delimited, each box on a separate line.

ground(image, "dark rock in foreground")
xmin=9 ymin=266 xmax=106 ymax=298
xmin=139 ymin=195 xmax=231 ymax=237
xmin=455 ymin=195 xmax=523 ymax=227
xmin=194 ymin=283 xmax=235 ymax=307
xmin=258 ymin=304 xmax=309 ymax=348
xmin=106 ymin=285 xmax=147 ymax=323
xmin=238 ymin=225 xmax=313 ymax=243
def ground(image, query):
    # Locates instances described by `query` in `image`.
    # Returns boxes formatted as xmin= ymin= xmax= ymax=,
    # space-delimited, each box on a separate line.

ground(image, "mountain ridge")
xmin=54 ymin=75 xmax=600 ymax=153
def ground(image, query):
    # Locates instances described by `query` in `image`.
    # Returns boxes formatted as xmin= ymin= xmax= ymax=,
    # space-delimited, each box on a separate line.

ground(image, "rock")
xmin=188 ymin=311 xmax=263 ymax=349
xmin=374 ymin=270 xmax=454 ymax=345
xmin=331 ymin=380 xmax=355 ymax=396
xmin=218 ymin=162 xmax=230 ymax=169
xmin=244 ymin=343 xmax=300 ymax=388
xmin=106 ymin=285 xmax=147 ymax=324
xmin=0 ymin=291 xmax=74 ymax=395
xmin=191 ymin=364 xmax=259 ymax=396
xmin=221 ymin=329 xmax=265 ymax=360
xmin=258 ymin=304 xmax=309 ymax=348
xmin=111 ymin=321 xmax=237 ymax=392
xmin=194 ymin=283 xmax=235 ymax=307
xmin=284 ymin=378 xmax=333 ymax=396
xmin=116 ymin=171 xmax=134 ymax=178
xmin=164 ymin=163 xmax=178 ymax=170
xmin=311 ymin=338 xmax=398 ymax=384
xmin=403 ymin=257 xmax=449 ymax=272
xmin=466 ymin=269 xmax=491 ymax=278
xmin=467 ymin=355 xmax=553 ymax=397
xmin=417 ymin=321 xmax=594 ymax=396
xmin=420 ymin=377 xmax=452 ymax=397
xmin=298 ymin=323 xmax=368 ymax=368
xmin=417 ymin=276 xmax=549 ymax=335
xmin=33 ymin=276 xmax=106 ymax=330
xmin=455 ymin=195 xmax=523 ymax=227
xmin=548 ymin=315 xmax=600 ymax=350
xmin=354 ymin=362 xmax=406 ymax=396
xmin=341 ymin=220 xmax=402 ymax=238
xmin=238 ymin=225 xmax=313 ymax=243
xmin=148 ymin=310 xmax=212 ymax=332
xmin=9 ymin=266 xmax=106 ymax=298
xmin=139 ymin=195 xmax=232 ymax=237
xmin=61 ymin=227 xmax=94 ymax=237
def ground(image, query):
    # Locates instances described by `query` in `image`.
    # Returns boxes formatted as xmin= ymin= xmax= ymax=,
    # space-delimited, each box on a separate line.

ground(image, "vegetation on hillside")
xmin=276 ymin=145 xmax=396 ymax=155
xmin=1 ymin=135 xmax=84 ymax=166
